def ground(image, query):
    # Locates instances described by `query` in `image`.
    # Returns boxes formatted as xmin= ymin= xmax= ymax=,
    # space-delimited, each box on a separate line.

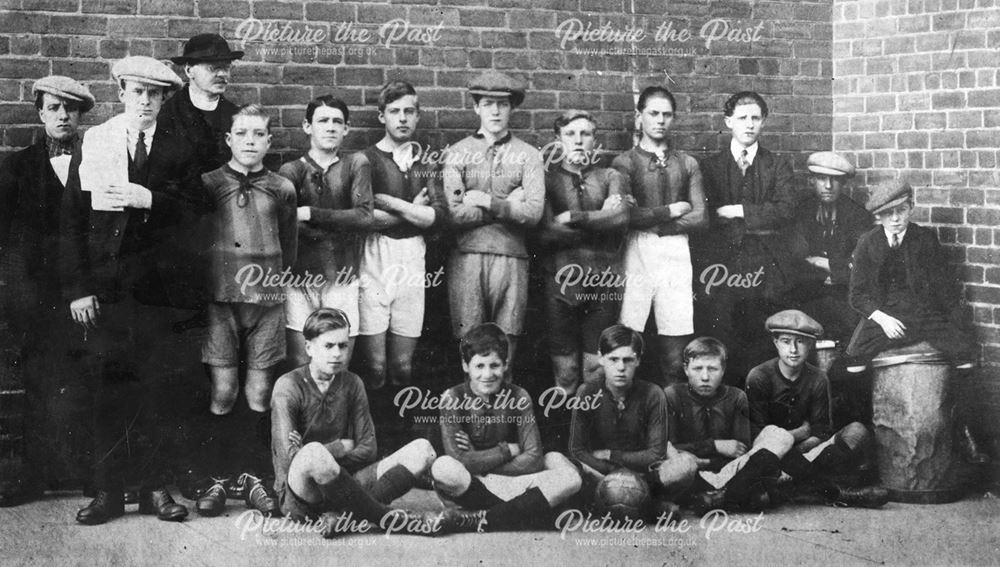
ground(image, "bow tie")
xmin=46 ymin=135 xmax=77 ymax=158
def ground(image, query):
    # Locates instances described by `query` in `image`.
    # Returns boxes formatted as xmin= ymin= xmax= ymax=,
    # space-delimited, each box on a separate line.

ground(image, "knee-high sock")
xmin=318 ymin=471 xmax=390 ymax=524
xmin=200 ymin=412 xmax=237 ymax=479
xmin=484 ymin=487 xmax=552 ymax=532
xmin=247 ymin=409 xmax=272 ymax=477
xmin=724 ymin=450 xmax=780 ymax=506
xmin=369 ymin=465 xmax=416 ymax=505
xmin=450 ymin=477 xmax=504 ymax=510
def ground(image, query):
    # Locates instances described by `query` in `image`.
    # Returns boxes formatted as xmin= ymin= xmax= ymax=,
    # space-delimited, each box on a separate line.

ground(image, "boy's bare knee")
xmin=430 ymin=456 xmax=468 ymax=495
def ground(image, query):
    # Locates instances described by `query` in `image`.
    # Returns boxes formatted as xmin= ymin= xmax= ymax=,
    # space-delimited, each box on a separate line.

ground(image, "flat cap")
xmin=765 ymin=309 xmax=824 ymax=339
xmin=866 ymin=179 xmax=913 ymax=215
xmin=468 ymin=70 xmax=525 ymax=107
xmin=32 ymin=75 xmax=95 ymax=113
xmin=807 ymin=151 xmax=855 ymax=177
xmin=112 ymin=56 xmax=183 ymax=90
xmin=171 ymin=33 xmax=244 ymax=65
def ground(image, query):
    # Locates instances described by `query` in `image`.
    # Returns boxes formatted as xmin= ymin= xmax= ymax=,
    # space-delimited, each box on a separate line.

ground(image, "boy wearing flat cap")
xmin=61 ymin=56 xmax=212 ymax=525
xmin=787 ymin=151 xmax=873 ymax=344
xmin=0 ymin=75 xmax=93 ymax=506
xmin=745 ymin=310 xmax=888 ymax=508
xmin=443 ymin=70 xmax=544 ymax=371
xmin=846 ymin=180 xmax=976 ymax=366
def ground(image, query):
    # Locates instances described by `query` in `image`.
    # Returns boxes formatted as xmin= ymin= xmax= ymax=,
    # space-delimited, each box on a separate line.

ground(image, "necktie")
xmin=891 ymin=233 xmax=900 ymax=248
xmin=134 ymin=131 xmax=148 ymax=172
xmin=700 ymin=405 xmax=712 ymax=439
xmin=738 ymin=149 xmax=750 ymax=175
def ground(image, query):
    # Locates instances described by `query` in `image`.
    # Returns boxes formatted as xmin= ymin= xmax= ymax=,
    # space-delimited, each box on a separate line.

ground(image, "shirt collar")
xmin=223 ymin=162 xmax=268 ymax=180
xmin=473 ymin=129 xmax=512 ymax=147
xmin=127 ymin=122 xmax=157 ymax=140
xmin=303 ymin=152 xmax=340 ymax=173
xmin=730 ymin=139 xmax=758 ymax=164
xmin=687 ymin=385 xmax=725 ymax=405
xmin=884 ymin=226 xmax=907 ymax=245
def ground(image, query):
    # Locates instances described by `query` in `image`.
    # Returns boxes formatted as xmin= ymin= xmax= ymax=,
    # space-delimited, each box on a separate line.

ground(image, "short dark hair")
xmin=683 ymin=336 xmax=728 ymax=366
xmin=637 ymin=86 xmax=676 ymax=113
xmin=723 ymin=91 xmax=769 ymax=118
xmin=34 ymin=91 xmax=83 ymax=112
xmin=232 ymin=103 xmax=272 ymax=132
xmin=598 ymin=324 xmax=644 ymax=357
xmin=552 ymin=109 xmax=596 ymax=135
xmin=459 ymin=323 xmax=509 ymax=364
xmin=302 ymin=308 xmax=351 ymax=341
xmin=306 ymin=94 xmax=350 ymax=124
xmin=378 ymin=80 xmax=418 ymax=112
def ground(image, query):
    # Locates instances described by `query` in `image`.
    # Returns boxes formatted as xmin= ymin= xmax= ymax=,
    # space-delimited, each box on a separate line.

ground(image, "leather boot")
xmin=76 ymin=490 xmax=125 ymax=525
xmin=139 ymin=487 xmax=189 ymax=522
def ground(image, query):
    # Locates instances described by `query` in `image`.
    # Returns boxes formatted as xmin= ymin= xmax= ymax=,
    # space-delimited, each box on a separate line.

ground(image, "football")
xmin=593 ymin=469 xmax=651 ymax=521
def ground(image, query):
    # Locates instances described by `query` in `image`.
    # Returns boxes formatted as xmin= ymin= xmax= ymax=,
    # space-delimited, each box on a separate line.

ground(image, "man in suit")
xmin=695 ymin=91 xmax=798 ymax=386
xmin=0 ymin=76 xmax=94 ymax=506
xmin=61 ymin=56 xmax=214 ymax=525
xmin=787 ymin=152 xmax=873 ymax=344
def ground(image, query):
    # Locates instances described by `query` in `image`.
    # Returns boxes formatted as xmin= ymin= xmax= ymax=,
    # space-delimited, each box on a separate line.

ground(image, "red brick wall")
xmin=1 ymin=0 xmax=834 ymax=167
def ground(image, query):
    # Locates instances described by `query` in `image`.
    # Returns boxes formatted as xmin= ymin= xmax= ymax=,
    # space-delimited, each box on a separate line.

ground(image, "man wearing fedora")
xmin=787 ymin=151 xmax=873 ymax=344
xmin=61 ymin=56 xmax=213 ymax=525
xmin=0 ymin=76 xmax=94 ymax=506
xmin=443 ymin=70 xmax=544 ymax=370
xmin=155 ymin=34 xmax=244 ymax=328
xmin=160 ymin=33 xmax=243 ymax=175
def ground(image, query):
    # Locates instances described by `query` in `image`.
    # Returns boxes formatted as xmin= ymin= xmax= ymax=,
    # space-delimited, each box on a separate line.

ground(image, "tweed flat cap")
xmin=866 ymin=179 xmax=913 ymax=215
xmin=766 ymin=309 xmax=824 ymax=339
xmin=112 ymin=56 xmax=183 ymax=89
xmin=468 ymin=70 xmax=525 ymax=106
xmin=171 ymin=33 xmax=244 ymax=65
xmin=32 ymin=75 xmax=95 ymax=113
xmin=807 ymin=151 xmax=855 ymax=177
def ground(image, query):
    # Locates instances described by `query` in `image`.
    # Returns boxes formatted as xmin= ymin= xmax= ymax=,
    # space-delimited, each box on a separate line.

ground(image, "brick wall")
xmin=833 ymin=0 xmax=1000 ymax=470
xmin=1 ymin=0 xmax=833 ymax=167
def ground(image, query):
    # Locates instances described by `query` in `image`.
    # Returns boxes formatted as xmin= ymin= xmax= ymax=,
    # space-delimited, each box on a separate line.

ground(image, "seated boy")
xmin=430 ymin=323 xmax=582 ymax=532
xmin=746 ymin=310 xmax=888 ymax=508
xmin=846 ymin=180 xmax=975 ymax=367
xmin=568 ymin=325 xmax=666 ymax=482
xmin=197 ymin=104 xmax=296 ymax=516
xmin=271 ymin=308 xmax=439 ymax=536
xmin=665 ymin=337 xmax=751 ymax=473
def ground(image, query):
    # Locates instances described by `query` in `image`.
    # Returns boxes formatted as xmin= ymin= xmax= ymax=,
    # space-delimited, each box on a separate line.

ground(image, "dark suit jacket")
xmin=157 ymin=84 xmax=239 ymax=175
xmin=696 ymin=146 xmax=799 ymax=294
xmin=0 ymin=136 xmax=75 ymax=315
xmin=60 ymin=125 xmax=213 ymax=305
xmin=790 ymin=195 xmax=873 ymax=286
xmin=849 ymin=222 xmax=960 ymax=321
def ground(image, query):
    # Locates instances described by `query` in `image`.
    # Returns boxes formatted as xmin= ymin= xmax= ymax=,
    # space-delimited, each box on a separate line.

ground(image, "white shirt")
xmin=126 ymin=123 xmax=156 ymax=160
xmin=884 ymin=226 xmax=907 ymax=247
xmin=50 ymin=154 xmax=72 ymax=187
xmin=730 ymin=139 xmax=759 ymax=166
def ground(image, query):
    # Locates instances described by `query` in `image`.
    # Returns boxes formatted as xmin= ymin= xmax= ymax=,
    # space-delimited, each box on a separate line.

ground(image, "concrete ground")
xmin=3 ymin=487 xmax=999 ymax=567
